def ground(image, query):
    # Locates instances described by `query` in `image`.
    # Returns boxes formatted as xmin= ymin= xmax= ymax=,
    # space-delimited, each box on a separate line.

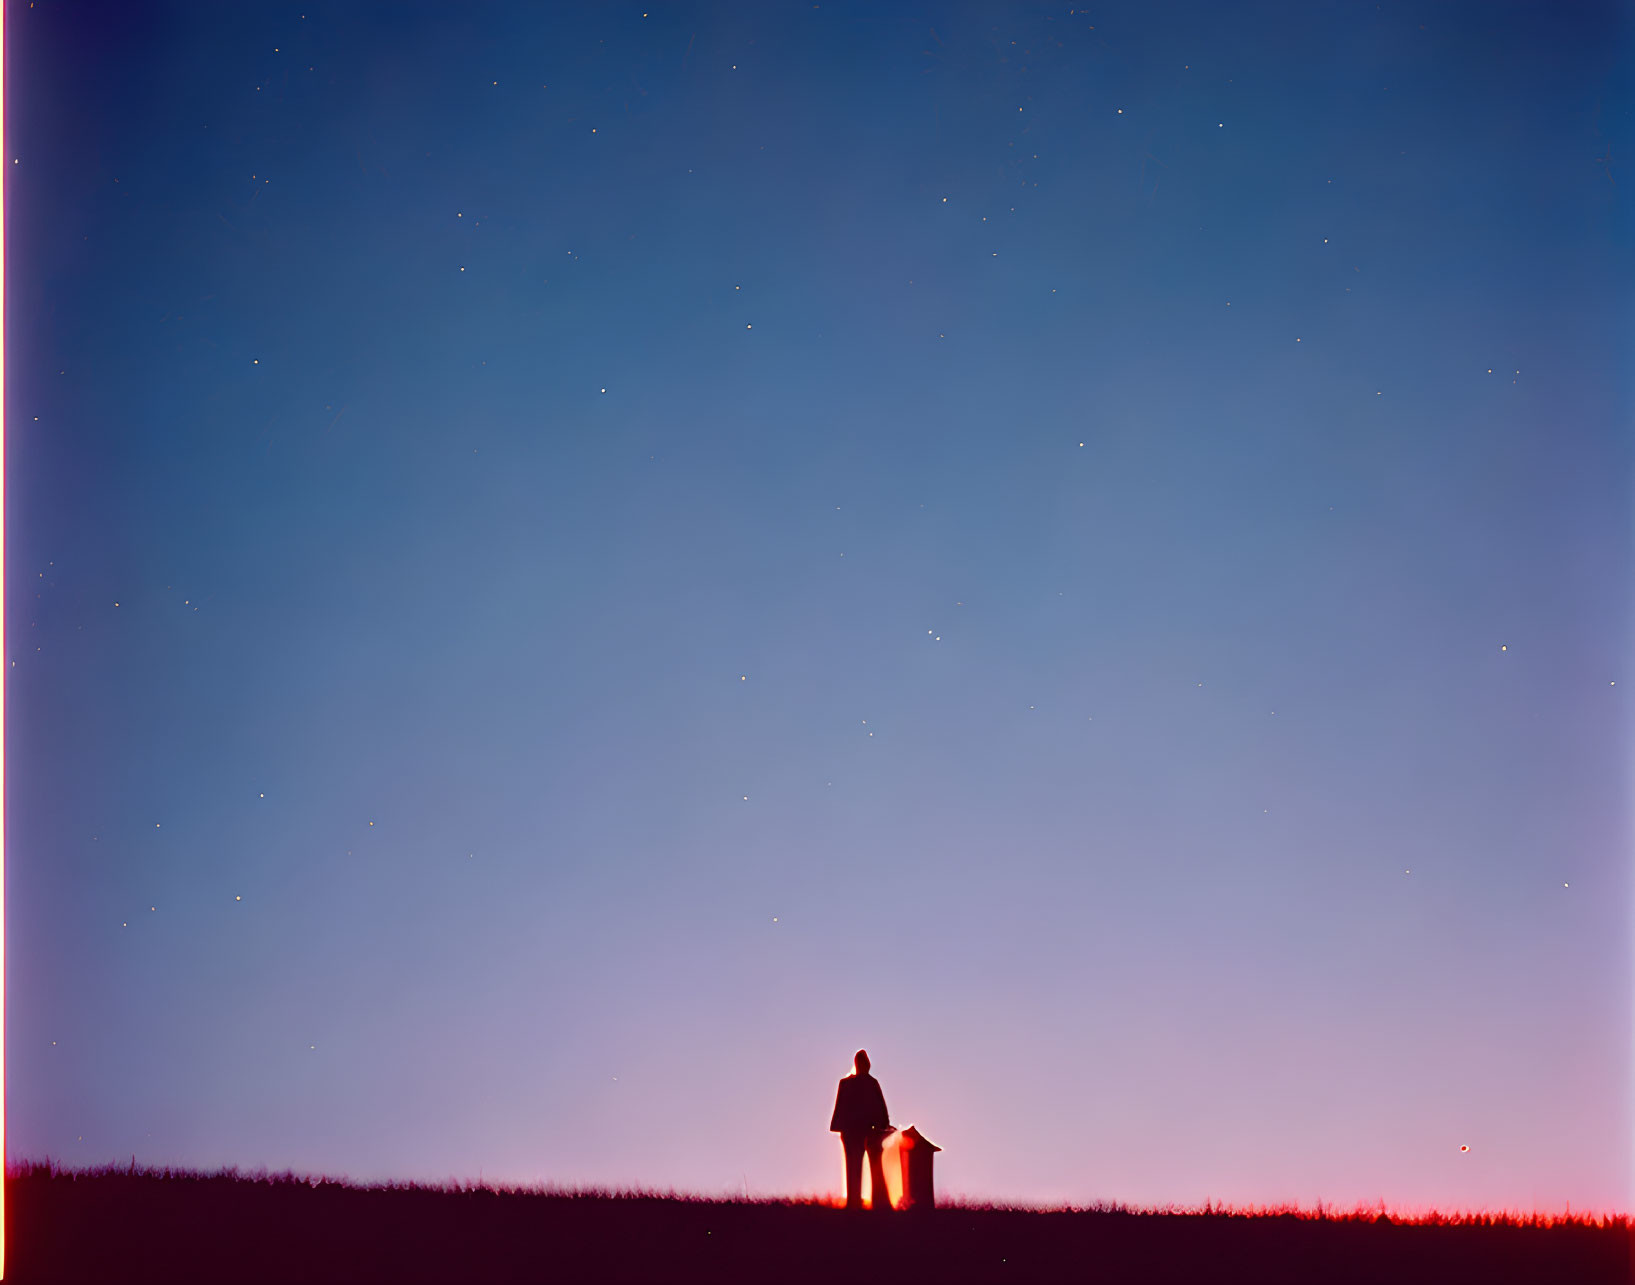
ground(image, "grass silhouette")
xmin=6 ymin=1159 xmax=1630 ymax=1283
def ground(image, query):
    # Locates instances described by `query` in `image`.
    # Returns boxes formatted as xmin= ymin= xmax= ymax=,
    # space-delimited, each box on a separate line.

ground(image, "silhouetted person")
xmin=830 ymin=1049 xmax=893 ymax=1212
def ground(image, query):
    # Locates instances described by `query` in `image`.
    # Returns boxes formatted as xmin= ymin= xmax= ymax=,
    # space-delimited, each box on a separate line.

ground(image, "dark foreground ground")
xmin=6 ymin=1164 xmax=1630 ymax=1284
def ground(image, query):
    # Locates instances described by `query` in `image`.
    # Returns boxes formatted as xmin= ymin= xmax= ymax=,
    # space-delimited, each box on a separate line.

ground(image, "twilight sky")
xmin=7 ymin=1 xmax=1630 ymax=1213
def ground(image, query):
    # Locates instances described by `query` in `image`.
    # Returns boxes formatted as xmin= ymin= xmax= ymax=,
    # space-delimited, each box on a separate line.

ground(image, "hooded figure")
xmin=830 ymin=1049 xmax=893 ymax=1211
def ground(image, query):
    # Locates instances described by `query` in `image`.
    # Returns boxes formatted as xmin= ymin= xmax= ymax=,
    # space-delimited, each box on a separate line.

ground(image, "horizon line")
xmin=9 ymin=1158 xmax=1626 ymax=1228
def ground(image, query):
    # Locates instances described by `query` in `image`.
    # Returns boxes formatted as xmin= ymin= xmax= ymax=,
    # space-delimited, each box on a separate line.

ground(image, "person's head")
xmin=854 ymin=1049 xmax=870 ymax=1075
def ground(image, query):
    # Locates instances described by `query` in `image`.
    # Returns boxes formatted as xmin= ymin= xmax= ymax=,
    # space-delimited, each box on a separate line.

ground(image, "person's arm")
xmin=872 ymin=1080 xmax=890 ymax=1131
xmin=830 ymin=1079 xmax=848 ymax=1132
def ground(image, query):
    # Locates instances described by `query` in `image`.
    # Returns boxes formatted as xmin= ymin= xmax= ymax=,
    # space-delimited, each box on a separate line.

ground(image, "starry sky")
xmin=7 ymin=1 xmax=1630 ymax=1214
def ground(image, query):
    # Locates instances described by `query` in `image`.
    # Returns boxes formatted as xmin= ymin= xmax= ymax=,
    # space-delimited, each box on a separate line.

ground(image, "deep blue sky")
xmin=8 ymin=1 xmax=1630 ymax=1211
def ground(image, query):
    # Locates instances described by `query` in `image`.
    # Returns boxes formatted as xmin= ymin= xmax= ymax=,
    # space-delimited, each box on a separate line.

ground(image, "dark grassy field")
xmin=5 ymin=1162 xmax=1629 ymax=1284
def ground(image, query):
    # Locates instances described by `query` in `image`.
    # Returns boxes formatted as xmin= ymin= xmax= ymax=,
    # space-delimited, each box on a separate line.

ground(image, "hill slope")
xmin=6 ymin=1164 xmax=1629 ymax=1284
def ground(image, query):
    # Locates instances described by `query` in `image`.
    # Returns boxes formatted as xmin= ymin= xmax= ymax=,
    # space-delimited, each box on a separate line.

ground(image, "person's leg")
xmin=842 ymin=1134 xmax=865 ymax=1210
xmin=866 ymin=1135 xmax=892 ymax=1212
